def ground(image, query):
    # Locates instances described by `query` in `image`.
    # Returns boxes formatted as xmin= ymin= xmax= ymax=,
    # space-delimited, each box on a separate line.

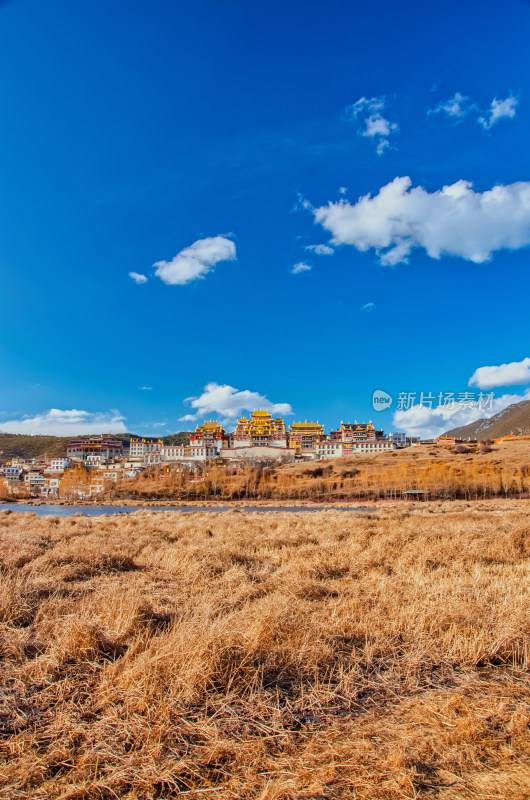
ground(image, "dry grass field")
xmin=0 ymin=502 xmax=529 ymax=799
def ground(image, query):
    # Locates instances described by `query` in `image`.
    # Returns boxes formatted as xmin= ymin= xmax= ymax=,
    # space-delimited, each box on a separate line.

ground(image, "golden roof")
xmin=234 ymin=409 xmax=286 ymax=436
xmin=199 ymin=420 xmax=223 ymax=430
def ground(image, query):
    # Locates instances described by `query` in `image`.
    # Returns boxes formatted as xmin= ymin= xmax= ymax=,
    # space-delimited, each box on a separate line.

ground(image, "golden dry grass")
xmin=96 ymin=440 xmax=530 ymax=503
xmin=0 ymin=502 xmax=529 ymax=799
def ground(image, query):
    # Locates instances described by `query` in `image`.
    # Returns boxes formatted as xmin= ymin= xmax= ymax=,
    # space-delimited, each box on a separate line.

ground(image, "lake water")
xmin=0 ymin=504 xmax=373 ymax=517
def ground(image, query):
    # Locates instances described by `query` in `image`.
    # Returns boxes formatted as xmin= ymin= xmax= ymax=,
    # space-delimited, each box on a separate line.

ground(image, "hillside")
xmin=162 ymin=431 xmax=191 ymax=446
xmin=0 ymin=434 xmax=142 ymax=461
xmin=105 ymin=439 xmax=530 ymax=503
xmin=0 ymin=431 xmax=191 ymax=461
xmin=444 ymin=398 xmax=530 ymax=440
xmin=0 ymin=434 xmax=69 ymax=461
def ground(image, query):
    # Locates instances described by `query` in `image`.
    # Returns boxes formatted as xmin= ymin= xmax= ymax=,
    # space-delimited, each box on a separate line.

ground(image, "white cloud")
xmin=430 ymin=91 xmax=518 ymax=130
xmin=392 ymin=389 xmax=530 ymax=439
xmin=304 ymin=244 xmax=334 ymax=255
xmin=291 ymin=262 xmax=312 ymax=274
xmin=345 ymin=96 xmax=398 ymax=155
xmin=360 ymin=302 xmax=375 ymax=311
xmin=469 ymin=357 xmax=530 ymax=389
xmin=361 ymin=112 xmax=398 ymax=154
xmin=138 ymin=386 xmax=153 ymax=391
xmin=375 ymin=138 xmax=391 ymax=156
xmin=153 ymin=236 xmax=236 ymax=286
xmin=129 ymin=271 xmax=148 ymax=284
xmin=312 ymin=176 xmax=530 ymax=265
xmin=362 ymin=114 xmax=396 ymax=138
xmin=0 ymin=409 xmax=127 ymax=436
xmin=180 ymin=382 xmax=293 ymax=424
xmin=347 ymin=96 xmax=385 ymax=118
xmin=291 ymin=192 xmax=313 ymax=213
xmin=479 ymin=95 xmax=518 ymax=130
xmin=338 ymin=187 xmax=347 ymax=195
xmin=429 ymin=92 xmax=474 ymax=119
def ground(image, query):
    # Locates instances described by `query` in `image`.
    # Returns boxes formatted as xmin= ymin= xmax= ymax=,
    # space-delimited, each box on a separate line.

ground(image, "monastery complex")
xmin=3 ymin=410 xmax=506 ymax=500
xmin=128 ymin=409 xmax=407 ymax=467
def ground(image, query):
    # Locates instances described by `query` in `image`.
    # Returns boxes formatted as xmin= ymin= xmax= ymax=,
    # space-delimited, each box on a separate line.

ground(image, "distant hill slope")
xmin=0 ymin=434 xmax=69 ymax=461
xmin=444 ymin=399 xmax=530 ymax=440
xmin=162 ymin=432 xmax=191 ymax=446
xmin=0 ymin=431 xmax=192 ymax=460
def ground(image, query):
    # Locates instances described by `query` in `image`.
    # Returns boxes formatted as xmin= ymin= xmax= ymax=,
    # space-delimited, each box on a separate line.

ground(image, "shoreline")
xmin=0 ymin=498 xmax=379 ymax=510
xmin=0 ymin=496 xmax=387 ymax=507
xmin=2 ymin=496 xmax=529 ymax=512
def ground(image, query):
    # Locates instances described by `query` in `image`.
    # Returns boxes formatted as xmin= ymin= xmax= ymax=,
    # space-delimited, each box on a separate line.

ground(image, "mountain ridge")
xmin=443 ymin=399 xmax=530 ymax=440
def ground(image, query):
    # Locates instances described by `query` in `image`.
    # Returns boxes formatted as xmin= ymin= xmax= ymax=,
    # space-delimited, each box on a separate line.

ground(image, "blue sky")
xmin=1 ymin=0 xmax=530 ymax=438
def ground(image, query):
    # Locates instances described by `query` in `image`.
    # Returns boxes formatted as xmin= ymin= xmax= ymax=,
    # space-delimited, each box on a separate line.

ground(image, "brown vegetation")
xmin=1 ymin=502 xmax=529 ymax=798
xmin=102 ymin=440 xmax=530 ymax=503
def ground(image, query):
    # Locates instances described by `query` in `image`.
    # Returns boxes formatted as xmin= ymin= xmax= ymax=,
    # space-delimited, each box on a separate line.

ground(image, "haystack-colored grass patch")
xmin=0 ymin=502 xmax=529 ymax=798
